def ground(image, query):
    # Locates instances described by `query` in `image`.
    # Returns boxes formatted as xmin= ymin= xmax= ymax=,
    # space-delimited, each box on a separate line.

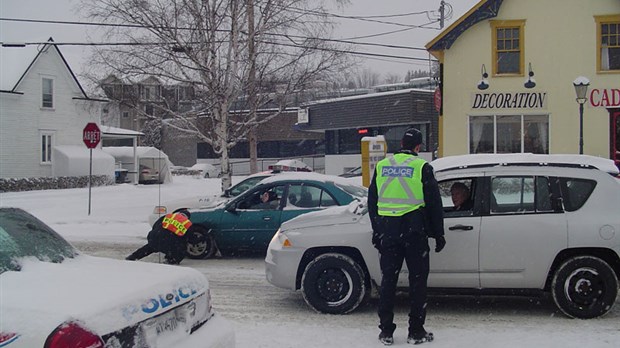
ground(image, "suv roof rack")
xmin=431 ymin=154 xmax=620 ymax=176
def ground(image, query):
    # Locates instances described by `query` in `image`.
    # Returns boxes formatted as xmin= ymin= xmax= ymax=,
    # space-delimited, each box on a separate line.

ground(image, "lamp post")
xmin=573 ymin=76 xmax=590 ymax=155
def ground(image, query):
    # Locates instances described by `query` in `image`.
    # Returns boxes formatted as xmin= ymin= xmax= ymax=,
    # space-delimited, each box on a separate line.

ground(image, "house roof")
xmin=1 ymin=38 xmax=89 ymax=98
xmin=426 ymin=0 xmax=504 ymax=54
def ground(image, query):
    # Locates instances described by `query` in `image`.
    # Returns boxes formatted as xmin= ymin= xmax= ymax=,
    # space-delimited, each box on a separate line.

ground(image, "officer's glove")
xmin=434 ymin=236 xmax=446 ymax=253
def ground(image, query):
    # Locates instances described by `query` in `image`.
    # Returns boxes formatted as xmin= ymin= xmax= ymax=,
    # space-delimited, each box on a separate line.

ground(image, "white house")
xmin=0 ymin=38 xmax=115 ymax=180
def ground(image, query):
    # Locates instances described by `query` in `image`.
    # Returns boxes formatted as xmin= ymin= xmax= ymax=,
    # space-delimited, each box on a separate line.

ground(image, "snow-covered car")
xmin=0 ymin=207 xmax=235 ymax=348
xmin=265 ymin=154 xmax=620 ymax=319
xmin=190 ymin=163 xmax=221 ymax=178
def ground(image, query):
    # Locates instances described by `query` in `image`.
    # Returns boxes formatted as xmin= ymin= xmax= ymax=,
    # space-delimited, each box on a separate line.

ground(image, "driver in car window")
xmin=253 ymin=190 xmax=279 ymax=209
xmin=450 ymin=182 xmax=473 ymax=211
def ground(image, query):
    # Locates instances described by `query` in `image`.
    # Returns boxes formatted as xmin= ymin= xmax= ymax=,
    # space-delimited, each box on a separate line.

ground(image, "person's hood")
xmin=1 ymin=255 xmax=208 ymax=345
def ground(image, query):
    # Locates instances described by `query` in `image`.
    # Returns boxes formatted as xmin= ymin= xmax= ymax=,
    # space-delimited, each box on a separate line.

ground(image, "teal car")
xmin=186 ymin=173 xmax=367 ymax=258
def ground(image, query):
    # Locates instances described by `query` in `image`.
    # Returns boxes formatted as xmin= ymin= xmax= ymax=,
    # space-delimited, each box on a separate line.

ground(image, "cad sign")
xmin=83 ymin=122 xmax=101 ymax=149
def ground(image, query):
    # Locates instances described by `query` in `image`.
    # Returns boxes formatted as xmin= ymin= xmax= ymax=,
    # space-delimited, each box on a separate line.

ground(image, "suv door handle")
xmin=263 ymin=216 xmax=272 ymax=221
xmin=448 ymin=224 xmax=473 ymax=231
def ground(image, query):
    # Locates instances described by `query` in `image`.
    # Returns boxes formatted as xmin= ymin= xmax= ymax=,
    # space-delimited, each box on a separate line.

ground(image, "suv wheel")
xmin=551 ymin=255 xmax=618 ymax=319
xmin=301 ymin=253 xmax=366 ymax=314
xmin=186 ymin=226 xmax=217 ymax=259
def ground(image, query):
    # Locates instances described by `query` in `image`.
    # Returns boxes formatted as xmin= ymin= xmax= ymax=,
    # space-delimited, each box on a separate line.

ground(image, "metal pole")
xmin=579 ymin=102 xmax=584 ymax=155
xmin=88 ymin=148 xmax=93 ymax=215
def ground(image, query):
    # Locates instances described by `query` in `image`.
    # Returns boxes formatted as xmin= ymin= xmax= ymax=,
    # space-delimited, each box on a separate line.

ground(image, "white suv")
xmin=265 ymin=154 xmax=620 ymax=319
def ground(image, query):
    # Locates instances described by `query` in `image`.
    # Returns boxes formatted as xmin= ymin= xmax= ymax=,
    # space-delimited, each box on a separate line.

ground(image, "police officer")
xmin=126 ymin=209 xmax=192 ymax=264
xmin=368 ymin=128 xmax=446 ymax=345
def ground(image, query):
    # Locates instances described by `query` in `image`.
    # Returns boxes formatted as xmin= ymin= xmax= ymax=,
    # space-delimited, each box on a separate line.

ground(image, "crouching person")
xmin=126 ymin=209 xmax=192 ymax=264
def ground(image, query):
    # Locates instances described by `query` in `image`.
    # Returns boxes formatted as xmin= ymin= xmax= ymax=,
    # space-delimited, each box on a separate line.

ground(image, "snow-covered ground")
xmin=2 ymin=175 xmax=619 ymax=347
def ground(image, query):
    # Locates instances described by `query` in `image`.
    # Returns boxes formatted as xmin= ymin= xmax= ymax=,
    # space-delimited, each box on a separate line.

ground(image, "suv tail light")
xmin=44 ymin=322 xmax=104 ymax=348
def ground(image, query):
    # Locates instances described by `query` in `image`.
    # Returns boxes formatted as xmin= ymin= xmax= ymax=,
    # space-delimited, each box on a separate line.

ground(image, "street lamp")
xmin=573 ymin=76 xmax=590 ymax=155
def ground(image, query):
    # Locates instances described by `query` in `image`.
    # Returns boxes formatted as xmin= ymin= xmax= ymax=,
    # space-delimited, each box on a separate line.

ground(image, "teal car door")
xmin=217 ymin=185 xmax=285 ymax=251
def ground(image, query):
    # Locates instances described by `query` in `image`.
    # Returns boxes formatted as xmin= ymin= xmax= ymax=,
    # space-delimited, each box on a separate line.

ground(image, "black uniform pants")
xmin=377 ymin=214 xmax=430 ymax=336
xmin=126 ymin=242 xmax=185 ymax=264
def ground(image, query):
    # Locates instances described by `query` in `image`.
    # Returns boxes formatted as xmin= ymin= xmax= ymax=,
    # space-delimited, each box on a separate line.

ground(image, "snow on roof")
xmin=54 ymin=145 xmax=114 ymax=160
xmin=100 ymin=126 xmax=144 ymax=137
xmin=304 ymin=88 xmax=432 ymax=107
xmin=431 ymin=153 xmax=620 ymax=175
xmin=257 ymin=171 xmax=365 ymax=187
xmin=102 ymin=146 xmax=168 ymax=159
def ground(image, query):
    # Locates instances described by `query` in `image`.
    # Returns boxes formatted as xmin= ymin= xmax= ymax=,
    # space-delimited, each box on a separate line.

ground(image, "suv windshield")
xmin=0 ymin=208 xmax=77 ymax=273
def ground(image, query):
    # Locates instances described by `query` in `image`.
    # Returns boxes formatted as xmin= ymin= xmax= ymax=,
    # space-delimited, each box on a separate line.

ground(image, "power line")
xmin=0 ymin=38 xmax=436 ymax=63
xmin=340 ymin=20 xmax=440 ymax=41
xmin=0 ymin=17 xmax=431 ymax=52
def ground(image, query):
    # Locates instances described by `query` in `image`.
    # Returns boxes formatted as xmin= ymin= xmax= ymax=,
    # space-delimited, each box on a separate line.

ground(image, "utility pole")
xmin=439 ymin=1 xmax=445 ymax=29
xmin=247 ymin=0 xmax=258 ymax=174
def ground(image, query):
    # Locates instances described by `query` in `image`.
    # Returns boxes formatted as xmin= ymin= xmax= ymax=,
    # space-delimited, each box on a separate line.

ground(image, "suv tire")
xmin=301 ymin=253 xmax=366 ymax=314
xmin=186 ymin=225 xmax=217 ymax=259
xmin=551 ymin=255 xmax=619 ymax=319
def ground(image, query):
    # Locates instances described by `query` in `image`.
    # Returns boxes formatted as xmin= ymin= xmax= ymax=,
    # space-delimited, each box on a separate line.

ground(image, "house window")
xmin=122 ymin=111 xmax=129 ymax=118
xmin=596 ymin=15 xmax=620 ymax=72
xmin=469 ymin=115 xmax=548 ymax=154
xmin=491 ymin=20 xmax=525 ymax=75
xmin=42 ymin=77 xmax=54 ymax=108
xmin=141 ymin=85 xmax=161 ymax=101
xmin=41 ymin=133 xmax=53 ymax=163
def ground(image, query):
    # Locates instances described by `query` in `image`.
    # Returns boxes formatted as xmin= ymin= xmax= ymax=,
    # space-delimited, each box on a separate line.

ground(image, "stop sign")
xmin=83 ymin=122 xmax=101 ymax=149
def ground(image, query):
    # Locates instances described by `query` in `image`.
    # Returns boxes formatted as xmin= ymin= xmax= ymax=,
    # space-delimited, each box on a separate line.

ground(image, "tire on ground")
xmin=551 ymin=255 xmax=619 ymax=319
xmin=301 ymin=253 xmax=366 ymax=314
xmin=186 ymin=225 xmax=217 ymax=259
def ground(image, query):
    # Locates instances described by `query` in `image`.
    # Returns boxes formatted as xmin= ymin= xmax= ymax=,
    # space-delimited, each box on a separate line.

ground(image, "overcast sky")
xmin=0 ymin=0 xmax=479 ymax=85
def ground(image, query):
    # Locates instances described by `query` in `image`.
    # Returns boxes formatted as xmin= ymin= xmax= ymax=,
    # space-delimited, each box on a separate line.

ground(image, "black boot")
xmin=407 ymin=330 xmax=433 ymax=345
xmin=378 ymin=331 xmax=394 ymax=346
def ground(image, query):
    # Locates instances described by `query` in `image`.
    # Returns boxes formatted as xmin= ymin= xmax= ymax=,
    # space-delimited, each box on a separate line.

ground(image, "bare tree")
xmin=82 ymin=0 xmax=351 ymax=190
xmin=351 ymin=68 xmax=380 ymax=88
xmin=383 ymin=73 xmax=402 ymax=85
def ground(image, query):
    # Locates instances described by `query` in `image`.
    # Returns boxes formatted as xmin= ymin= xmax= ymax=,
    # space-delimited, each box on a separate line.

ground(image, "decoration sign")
xmin=471 ymin=92 xmax=547 ymax=110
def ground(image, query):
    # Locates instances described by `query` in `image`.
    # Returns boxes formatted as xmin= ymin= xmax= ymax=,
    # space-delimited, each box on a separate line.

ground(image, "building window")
xmin=596 ymin=15 xmax=620 ymax=72
xmin=122 ymin=111 xmax=129 ymax=118
xmin=41 ymin=133 xmax=53 ymax=163
xmin=141 ymin=85 xmax=161 ymax=101
xmin=42 ymin=77 xmax=54 ymax=108
xmin=325 ymin=124 xmax=430 ymax=155
xmin=469 ymin=115 xmax=548 ymax=154
xmin=491 ymin=20 xmax=525 ymax=75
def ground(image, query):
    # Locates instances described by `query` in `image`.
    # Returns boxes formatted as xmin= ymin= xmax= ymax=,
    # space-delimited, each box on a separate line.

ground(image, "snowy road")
xmin=4 ymin=176 xmax=619 ymax=347
xmin=75 ymin=241 xmax=620 ymax=348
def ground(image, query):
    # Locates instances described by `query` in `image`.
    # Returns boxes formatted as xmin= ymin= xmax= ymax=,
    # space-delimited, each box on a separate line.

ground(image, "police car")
xmin=0 ymin=207 xmax=235 ymax=348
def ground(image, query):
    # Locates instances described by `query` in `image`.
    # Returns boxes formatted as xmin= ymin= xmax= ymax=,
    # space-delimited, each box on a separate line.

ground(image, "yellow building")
xmin=427 ymin=0 xmax=620 ymax=167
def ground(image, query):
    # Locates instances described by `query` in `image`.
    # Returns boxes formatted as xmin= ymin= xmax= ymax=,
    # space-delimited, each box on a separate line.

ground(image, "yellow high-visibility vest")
xmin=375 ymin=154 xmax=426 ymax=216
xmin=162 ymin=213 xmax=192 ymax=236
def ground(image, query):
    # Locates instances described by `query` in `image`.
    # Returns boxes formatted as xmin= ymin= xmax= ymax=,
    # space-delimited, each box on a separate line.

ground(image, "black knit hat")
xmin=173 ymin=208 xmax=191 ymax=219
xmin=401 ymin=128 xmax=423 ymax=150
